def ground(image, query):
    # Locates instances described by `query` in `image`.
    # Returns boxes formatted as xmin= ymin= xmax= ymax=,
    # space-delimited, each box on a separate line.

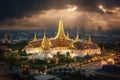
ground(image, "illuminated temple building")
xmin=25 ymin=20 xmax=101 ymax=60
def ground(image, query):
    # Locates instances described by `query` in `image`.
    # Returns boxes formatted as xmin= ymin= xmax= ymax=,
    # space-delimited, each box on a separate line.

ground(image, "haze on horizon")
xmin=0 ymin=0 xmax=120 ymax=31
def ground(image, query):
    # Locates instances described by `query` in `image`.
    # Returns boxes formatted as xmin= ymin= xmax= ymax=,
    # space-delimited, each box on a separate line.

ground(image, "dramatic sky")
xmin=0 ymin=0 xmax=120 ymax=30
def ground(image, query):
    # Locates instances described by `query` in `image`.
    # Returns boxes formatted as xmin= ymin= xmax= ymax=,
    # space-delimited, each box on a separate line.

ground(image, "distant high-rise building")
xmin=2 ymin=33 xmax=11 ymax=44
xmin=98 ymin=26 xmax=103 ymax=34
xmin=80 ymin=27 xmax=85 ymax=37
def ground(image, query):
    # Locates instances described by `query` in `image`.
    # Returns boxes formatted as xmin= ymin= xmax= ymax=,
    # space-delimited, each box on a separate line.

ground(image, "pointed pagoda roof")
xmin=66 ymin=30 xmax=70 ymax=39
xmin=33 ymin=32 xmax=37 ymax=41
xmin=55 ymin=19 xmax=67 ymax=39
xmin=41 ymin=29 xmax=48 ymax=50
xmin=75 ymin=31 xmax=80 ymax=41
xmin=88 ymin=36 xmax=92 ymax=44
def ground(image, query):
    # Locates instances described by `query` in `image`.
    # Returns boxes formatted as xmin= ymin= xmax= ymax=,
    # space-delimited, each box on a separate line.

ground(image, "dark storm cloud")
xmin=0 ymin=0 xmax=120 ymax=22
xmin=72 ymin=0 xmax=120 ymax=14
xmin=0 ymin=0 xmax=70 ymax=22
xmin=100 ymin=0 xmax=120 ymax=9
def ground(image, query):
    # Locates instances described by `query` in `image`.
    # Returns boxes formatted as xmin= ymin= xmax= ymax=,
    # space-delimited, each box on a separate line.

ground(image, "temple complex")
xmin=25 ymin=20 xmax=101 ymax=60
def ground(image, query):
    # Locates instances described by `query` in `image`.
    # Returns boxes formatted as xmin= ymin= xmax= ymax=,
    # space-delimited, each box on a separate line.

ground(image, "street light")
xmin=21 ymin=64 xmax=30 ymax=70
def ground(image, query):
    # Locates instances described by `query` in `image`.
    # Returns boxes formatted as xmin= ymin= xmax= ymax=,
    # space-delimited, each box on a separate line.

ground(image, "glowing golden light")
xmin=68 ymin=6 xmax=77 ymax=12
xmin=67 ymin=5 xmax=77 ymax=12
xmin=99 ymin=5 xmax=103 ymax=9
xmin=98 ymin=5 xmax=106 ymax=13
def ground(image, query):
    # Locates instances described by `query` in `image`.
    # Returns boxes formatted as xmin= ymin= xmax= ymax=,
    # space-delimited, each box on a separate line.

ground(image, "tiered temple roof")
xmin=69 ymin=42 xmax=99 ymax=50
xmin=28 ymin=40 xmax=42 ymax=47
xmin=26 ymin=19 xmax=99 ymax=50
xmin=51 ymin=39 xmax=72 ymax=47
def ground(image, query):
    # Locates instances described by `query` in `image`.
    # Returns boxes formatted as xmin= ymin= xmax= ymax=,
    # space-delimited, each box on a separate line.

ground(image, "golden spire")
xmin=88 ymin=36 xmax=92 ymax=44
xmin=55 ymin=19 xmax=66 ymax=39
xmin=41 ymin=29 xmax=47 ymax=50
xmin=33 ymin=32 xmax=37 ymax=41
xmin=43 ymin=29 xmax=46 ymax=40
xmin=66 ymin=30 xmax=70 ymax=39
xmin=75 ymin=31 xmax=80 ymax=41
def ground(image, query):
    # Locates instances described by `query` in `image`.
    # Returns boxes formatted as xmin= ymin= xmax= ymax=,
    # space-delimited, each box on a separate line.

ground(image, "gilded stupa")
xmin=55 ymin=20 xmax=67 ymax=39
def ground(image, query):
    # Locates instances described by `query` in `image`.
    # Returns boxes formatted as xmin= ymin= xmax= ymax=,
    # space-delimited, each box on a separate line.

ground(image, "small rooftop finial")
xmin=41 ymin=28 xmax=48 ymax=50
xmin=75 ymin=29 xmax=80 ymax=41
xmin=66 ymin=29 xmax=70 ymax=39
xmin=88 ymin=35 xmax=92 ymax=44
xmin=33 ymin=32 xmax=37 ymax=41
xmin=43 ymin=27 xmax=46 ymax=39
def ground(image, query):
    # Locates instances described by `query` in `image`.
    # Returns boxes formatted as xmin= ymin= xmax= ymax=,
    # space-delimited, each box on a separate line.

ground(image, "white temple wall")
xmin=70 ymin=50 xmax=88 ymax=57
xmin=50 ymin=47 xmax=69 ymax=55
xmin=25 ymin=47 xmax=101 ymax=59
xmin=26 ymin=47 xmax=40 ymax=54
xmin=87 ymin=48 xmax=101 ymax=55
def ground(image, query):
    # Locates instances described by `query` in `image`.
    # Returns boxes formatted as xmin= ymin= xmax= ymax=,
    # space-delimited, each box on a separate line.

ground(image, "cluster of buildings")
xmin=25 ymin=20 xmax=101 ymax=60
